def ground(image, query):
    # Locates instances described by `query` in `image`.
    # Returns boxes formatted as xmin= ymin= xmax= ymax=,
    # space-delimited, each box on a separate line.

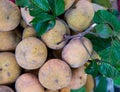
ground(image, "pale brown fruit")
xmin=45 ymin=89 xmax=59 ymax=92
xmin=0 ymin=86 xmax=14 ymax=92
xmin=0 ymin=30 xmax=21 ymax=51
xmin=85 ymin=75 xmax=95 ymax=92
xmin=15 ymin=37 xmax=47 ymax=70
xmin=68 ymin=66 xmax=87 ymax=89
xmin=62 ymin=37 xmax=93 ymax=68
xmin=38 ymin=59 xmax=72 ymax=90
xmin=0 ymin=52 xmax=21 ymax=84
xmin=65 ymin=0 xmax=94 ymax=32
xmin=20 ymin=18 xmax=28 ymax=28
xmin=60 ymin=87 xmax=70 ymax=92
xmin=0 ymin=0 xmax=20 ymax=31
xmin=20 ymin=8 xmax=34 ymax=26
xmin=64 ymin=0 xmax=75 ymax=10
xmin=75 ymin=0 xmax=91 ymax=3
xmin=41 ymin=20 xmax=70 ymax=50
xmin=15 ymin=73 xmax=44 ymax=92
xmin=22 ymin=26 xmax=37 ymax=39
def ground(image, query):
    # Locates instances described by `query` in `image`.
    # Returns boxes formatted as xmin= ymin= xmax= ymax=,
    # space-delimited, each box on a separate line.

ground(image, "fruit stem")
xmin=64 ymin=23 xmax=97 ymax=40
xmin=57 ymin=23 xmax=97 ymax=45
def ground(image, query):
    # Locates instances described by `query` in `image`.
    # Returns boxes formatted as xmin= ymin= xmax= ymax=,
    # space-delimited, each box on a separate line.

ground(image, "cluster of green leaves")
xmin=85 ymin=10 xmax=120 ymax=80
xmin=15 ymin=0 xmax=65 ymax=36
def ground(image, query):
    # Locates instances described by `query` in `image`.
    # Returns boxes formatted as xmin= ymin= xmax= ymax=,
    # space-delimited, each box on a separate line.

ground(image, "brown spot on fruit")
xmin=7 ymin=72 xmax=11 ymax=77
xmin=0 ymin=68 xmax=2 ymax=71
xmin=39 ymin=59 xmax=72 ymax=90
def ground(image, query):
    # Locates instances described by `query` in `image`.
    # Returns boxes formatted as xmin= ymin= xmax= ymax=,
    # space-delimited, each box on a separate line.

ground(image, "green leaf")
xmin=48 ymin=0 xmax=65 ymax=16
xmin=93 ymin=10 xmax=120 ymax=36
xmin=95 ymin=24 xmax=113 ymax=39
xmin=16 ymin=0 xmax=65 ymax=35
xmin=71 ymin=86 xmax=86 ymax=92
xmin=33 ymin=20 xmax=55 ymax=36
xmin=15 ymin=0 xmax=31 ymax=7
xmin=94 ymin=76 xmax=107 ymax=92
xmin=99 ymin=62 xmax=120 ymax=79
xmin=29 ymin=7 xmax=43 ymax=16
xmin=114 ymin=76 xmax=120 ymax=86
xmin=85 ymin=61 xmax=99 ymax=78
xmin=86 ymin=35 xmax=120 ymax=79
xmin=86 ymin=34 xmax=111 ymax=52
xmin=108 ymin=9 xmax=120 ymax=17
xmin=31 ymin=13 xmax=54 ymax=23
xmin=99 ymin=40 xmax=120 ymax=69
xmin=92 ymin=0 xmax=111 ymax=8
xmin=30 ymin=0 xmax=49 ymax=12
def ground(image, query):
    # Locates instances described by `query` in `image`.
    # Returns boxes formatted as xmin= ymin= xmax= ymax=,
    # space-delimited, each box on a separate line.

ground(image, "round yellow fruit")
xmin=62 ymin=37 xmax=93 ymax=68
xmin=65 ymin=0 xmax=94 ymax=32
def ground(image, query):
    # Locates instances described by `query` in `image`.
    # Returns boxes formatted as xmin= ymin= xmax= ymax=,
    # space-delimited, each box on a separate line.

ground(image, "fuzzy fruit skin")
xmin=64 ymin=0 xmax=75 ymax=10
xmin=22 ymin=26 xmax=36 ymax=39
xmin=15 ymin=37 xmax=47 ymax=70
xmin=0 ymin=0 xmax=20 ymax=31
xmin=45 ymin=89 xmax=59 ymax=92
xmin=20 ymin=18 xmax=28 ymax=28
xmin=62 ymin=37 xmax=93 ymax=68
xmin=15 ymin=73 xmax=44 ymax=92
xmin=0 ymin=86 xmax=14 ymax=92
xmin=60 ymin=87 xmax=70 ymax=92
xmin=0 ymin=29 xmax=21 ymax=51
xmin=38 ymin=59 xmax=72 ymax=90
xmin=41 ymin=20 xmax=70 ymax=50
xmin=68 ymin=66 xmax=87 ymax=89
xmin=0 ymin=52 xmax=21 ymax=85
xmin=85 ymin=75 xmax=94 ymax=92
xmin=65 ymin=0 xmax=94 ymax=32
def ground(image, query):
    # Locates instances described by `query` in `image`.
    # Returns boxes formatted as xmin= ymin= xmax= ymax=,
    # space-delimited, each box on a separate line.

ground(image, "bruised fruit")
xmin=85 ymin=75 xmax=94 ymax=92
xmin=65 ymin=0 xmax=94 ymax=32
xmin=41 ymin=20 xmax=70 ymax=50
xmin=0 ymin=86 xmax=14 ymax=92
xmin=68 ymin=66 xmax=87 ymax=89
xmin=22 ymin=26 xmax=37 ymax=39
xmin=15 ymin=73 xmax=44 ymax=92
xmin=0 ymin=52 xmax=21 ymax=84
xmin=38 ymin=59 xmax=72 ymax=90
xmin=64 ymin=0 xmax=75 ymax=10
xmin=0 ymin=30 xmax=21 ymax=51
xmin=62 ymin=37 xmax=93 ymax=68
xmin=0 ymin=0 xmax=20 ymax=31
xmin=15 ymin=37 xmax=47 ymax=70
